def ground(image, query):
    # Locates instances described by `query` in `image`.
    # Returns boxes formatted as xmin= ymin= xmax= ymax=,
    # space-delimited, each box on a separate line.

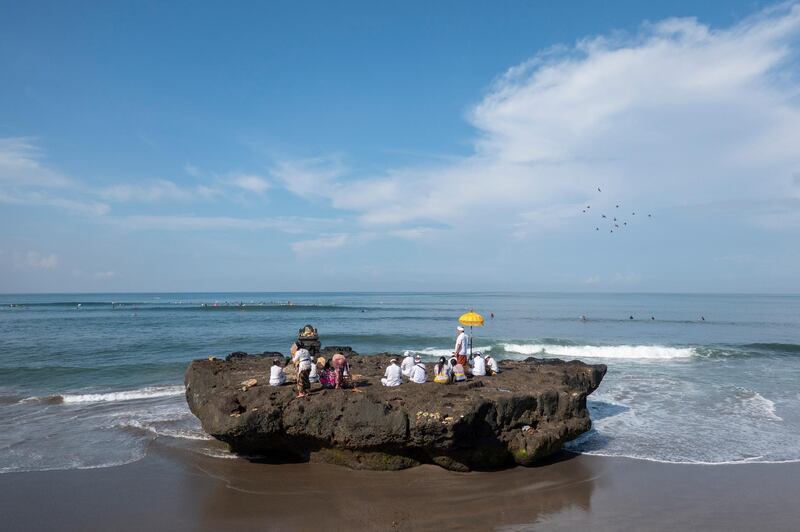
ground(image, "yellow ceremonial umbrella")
xmin=458 ymin=310 xmax=485 ymax=356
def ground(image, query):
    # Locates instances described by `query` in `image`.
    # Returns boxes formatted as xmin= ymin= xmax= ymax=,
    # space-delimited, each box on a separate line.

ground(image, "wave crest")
xmin=502 ymin=343 xmax=696 ymax=359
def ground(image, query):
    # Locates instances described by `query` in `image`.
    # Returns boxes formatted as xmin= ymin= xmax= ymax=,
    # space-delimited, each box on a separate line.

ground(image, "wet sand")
xmin=1 ymin=442 xmax=799 ymax=531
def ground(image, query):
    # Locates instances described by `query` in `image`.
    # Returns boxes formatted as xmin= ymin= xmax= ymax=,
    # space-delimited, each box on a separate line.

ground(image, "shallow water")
xmin=1 ymin=292 xmax=798 ymax=472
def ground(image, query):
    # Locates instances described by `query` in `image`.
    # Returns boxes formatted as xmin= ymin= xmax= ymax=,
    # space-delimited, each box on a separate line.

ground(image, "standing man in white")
xmin=454 ymin=326 xmax=469 ymax=368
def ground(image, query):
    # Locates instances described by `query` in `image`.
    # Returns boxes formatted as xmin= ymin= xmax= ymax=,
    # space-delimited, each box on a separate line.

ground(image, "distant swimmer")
xmin=602 ymin=214 xmax=607 ymax=218
xmin=580 ymin=315 xmax=587 ymax=321
xmin=613 ymin=217 xmax=617 ymax=221
xmin=632 ymin=212 xmax=636 ymax=215
xmin=629 ymin=315 xmax=634 ymax=320
xmin=616 ymin=204 xmax=619 ymax=208
xmin=651 ymin=316 xmax=655 ymax=321
xmin=648 ymin=214 xmax=652 ymax=217
xmin=587 ymin=205 xmax=591 ymax=209
xmin=701 ymin=316 xmax=706 ymax=321
xmin=595 ymin=227 xmax=599 ymax=231
xmin=597 ymin=187 xmax=602 ymax=192
xmin=490 ymin=312 xmax=494 ymax=319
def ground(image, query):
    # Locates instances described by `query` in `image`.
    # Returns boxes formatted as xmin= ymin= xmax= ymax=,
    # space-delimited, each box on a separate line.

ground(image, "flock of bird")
xmin=583 ymin=187 xmax=652 ymax=233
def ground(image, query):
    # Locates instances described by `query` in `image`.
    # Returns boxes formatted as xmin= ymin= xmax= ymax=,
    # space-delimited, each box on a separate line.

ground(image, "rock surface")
xmin=185 ymin=354 xmax=606 ymax=471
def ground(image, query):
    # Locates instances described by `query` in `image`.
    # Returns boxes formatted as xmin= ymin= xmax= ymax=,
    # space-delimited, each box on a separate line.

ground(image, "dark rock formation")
xmin=185 ymin=354 xmax=606 ymax=471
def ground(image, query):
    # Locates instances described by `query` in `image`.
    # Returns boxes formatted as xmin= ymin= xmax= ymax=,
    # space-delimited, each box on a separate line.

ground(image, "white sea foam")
xmin=735 ymin=389 xmax=783 ymax=422
xmin=59 ymin=385 xmax=185 ymax=404
xmin=414 ymin=346 xmax=493 ymax=359
xmin=121 ymin=419 xmax=213 ymax=441
xmin=502 ymin=343 xmax=695 ymax=360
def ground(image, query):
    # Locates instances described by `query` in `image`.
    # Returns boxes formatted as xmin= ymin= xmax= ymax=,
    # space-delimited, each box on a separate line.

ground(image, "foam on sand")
xmin=502 ymin=343 xmax=696 ymax=360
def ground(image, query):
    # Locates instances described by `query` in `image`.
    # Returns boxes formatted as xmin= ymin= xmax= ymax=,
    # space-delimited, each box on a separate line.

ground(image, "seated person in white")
xmin=381 ymin=358 xmax=403 ymax=386
xmin=471 ymin=352 xmax=487 ymax=376
xmin=409 ymin=356 xmax=427 ymax=383
xmin=309 ymin=358 xmax=320 ymax=383
xmin=269 ymin=359 xmax=286 ymax=386
xmin=485 ymin=354 xmax=501 ymax=375
xmin=400 ymin=351 xmax=415 ymax=378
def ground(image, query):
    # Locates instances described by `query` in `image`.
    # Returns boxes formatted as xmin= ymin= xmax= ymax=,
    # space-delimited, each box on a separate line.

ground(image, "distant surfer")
xmin=580 ymin=315 xmax=587 ymax=322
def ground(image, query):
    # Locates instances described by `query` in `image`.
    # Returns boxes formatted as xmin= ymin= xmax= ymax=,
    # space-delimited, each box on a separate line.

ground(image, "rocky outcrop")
xmin=185 ymin=354 xmax=606 ymax=471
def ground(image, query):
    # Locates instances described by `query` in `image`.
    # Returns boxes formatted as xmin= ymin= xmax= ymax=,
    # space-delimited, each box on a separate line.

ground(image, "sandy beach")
xmin=1 ymin=440 xmax=798 ymax=531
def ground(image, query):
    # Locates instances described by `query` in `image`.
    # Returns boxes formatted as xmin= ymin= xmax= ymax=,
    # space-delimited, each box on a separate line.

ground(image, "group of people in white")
xmin=380 ymin=349 xmax=500 ymax=387
xmin=380 ymin=325 xmax=500 ymax=387
xmin=268 ymin=326 xmax=501 ymax=396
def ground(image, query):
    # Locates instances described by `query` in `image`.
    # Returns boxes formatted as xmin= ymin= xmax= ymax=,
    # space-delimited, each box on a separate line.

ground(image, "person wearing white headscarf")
xmin=381 ymin=358 xmax=403 ymax=386
xmin=400 ymin=350 xmax=415 ymax=378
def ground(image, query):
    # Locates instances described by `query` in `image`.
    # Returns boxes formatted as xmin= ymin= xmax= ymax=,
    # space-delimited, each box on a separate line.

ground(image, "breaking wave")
xmin=23 ymin=385 xmax=185 ymax=405
xmin=501 ymin=343 xmax=696 ymax=360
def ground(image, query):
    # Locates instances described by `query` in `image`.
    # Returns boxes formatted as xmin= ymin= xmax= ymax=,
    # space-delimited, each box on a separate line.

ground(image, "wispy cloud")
xmin=291 ymin=233 xmax=352 ymax=255
xmin=225 ymin=173 xmax=271 ymax=194
xmin=111 ymin=214 xmax=336 ymax=234
xmin=12 ymin=250 xmax=59 ymax=270
xmin=0 ymin=189 xmax=110 ymax=216
xmin=99 ymin=179 xmax=219 ymax=202
xmin=0 ymin=137 xmax=74 ymax=188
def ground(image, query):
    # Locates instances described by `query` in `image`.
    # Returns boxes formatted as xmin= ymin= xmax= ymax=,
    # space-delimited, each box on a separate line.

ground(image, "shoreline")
xmin=2 ymin=441 xmax=799 ymax=531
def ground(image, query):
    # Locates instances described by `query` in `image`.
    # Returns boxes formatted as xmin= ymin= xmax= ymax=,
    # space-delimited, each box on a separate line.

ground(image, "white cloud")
xmin=99 ymin=179 xmax=216 ymax=202
xmin=0 ymin=137 xmax=74 ymax=188
xmin=0 ymin=189 xmax=110 ymax=216
xmin=13 ymin=251 xmax=59 ymax=270
xmin=226 ymin=173 xmax=271 ymax=194
xmin=112 ymin=214 xmax=335 ymax=234
xmin=290 ymin=233 xmax=359 ymax=255
xmin=275 ymin=4 xmax=800 ymax=231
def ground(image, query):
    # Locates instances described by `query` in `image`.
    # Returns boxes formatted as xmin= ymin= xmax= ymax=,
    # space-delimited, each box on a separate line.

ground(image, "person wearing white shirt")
xmin=381 ymin=358 xmax=403 ymax=386
xmin=269 ymin=359 xmax=286 ymax=386
xmin=409 ymin=356 xmax=427 ymax=384
xmin=454 ymin=326 xmax=470 ymax=366
xmin=400 ymin=351 xmax=415 ymax=378
xmin=485 ymin=354 xmax=500 ymax=375
xmin=471 ymin=352 xmax=486 ymax=376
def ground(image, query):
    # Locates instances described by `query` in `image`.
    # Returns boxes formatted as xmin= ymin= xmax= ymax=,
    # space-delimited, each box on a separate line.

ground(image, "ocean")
xmin=1 ymin=292 xmax=798 ymax=473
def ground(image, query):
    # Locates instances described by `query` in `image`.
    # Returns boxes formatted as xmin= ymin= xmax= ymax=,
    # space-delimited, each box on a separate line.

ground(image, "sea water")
xmin=1 ymin=292 xmax=799 ymax=472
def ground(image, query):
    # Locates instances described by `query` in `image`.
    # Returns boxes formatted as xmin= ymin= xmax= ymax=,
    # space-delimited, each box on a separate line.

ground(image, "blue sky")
xmin=1 ymin=0 xmax=799 ymax=293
